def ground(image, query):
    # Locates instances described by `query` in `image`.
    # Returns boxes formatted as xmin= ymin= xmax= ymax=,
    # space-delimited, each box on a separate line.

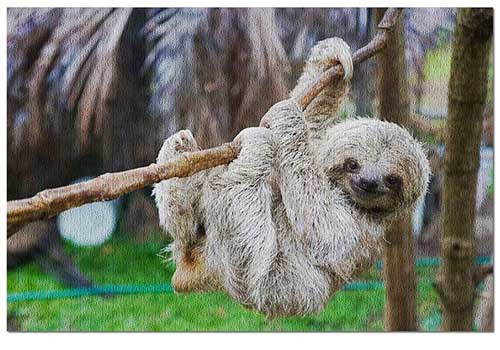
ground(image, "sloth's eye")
xmin=384 ymin=174 xmax=403 ymax=189
xmin=343 ymin=158 xmax=360 ymax=173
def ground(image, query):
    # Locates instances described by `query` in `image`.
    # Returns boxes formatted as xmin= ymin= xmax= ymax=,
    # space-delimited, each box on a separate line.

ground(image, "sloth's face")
xmin=333 ymin=157 xmax=405 ymax=216
xmin=320 ymin=119 xmax=430 ymax=218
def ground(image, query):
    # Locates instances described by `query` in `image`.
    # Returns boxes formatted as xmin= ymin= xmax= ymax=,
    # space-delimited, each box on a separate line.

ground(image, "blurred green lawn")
xmin=7 ymin=233 xmax=442 ymax=332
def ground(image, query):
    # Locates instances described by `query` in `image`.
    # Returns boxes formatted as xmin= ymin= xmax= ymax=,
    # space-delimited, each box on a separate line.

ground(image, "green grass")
xmin=7 ymin=233 xmax=443 ymax=331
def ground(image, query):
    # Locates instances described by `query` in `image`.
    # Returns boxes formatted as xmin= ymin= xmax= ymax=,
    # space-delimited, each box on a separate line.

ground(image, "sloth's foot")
xmin=171 ymin=244 xmax=219 ymax=293
xmin=172 ymin=129 xmax=199 ymax=153
xmin=157 ymin=129 xmax=200 ymax=164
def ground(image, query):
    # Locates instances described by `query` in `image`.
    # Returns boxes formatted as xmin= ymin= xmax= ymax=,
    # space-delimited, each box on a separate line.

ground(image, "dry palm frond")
xmin=8 ymin=8 xmax=295 ymax=202
xmin=145 ymin=8 xmax=290 ymax=150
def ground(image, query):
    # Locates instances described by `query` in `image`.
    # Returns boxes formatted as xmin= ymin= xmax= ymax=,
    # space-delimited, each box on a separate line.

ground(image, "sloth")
xmin=154 ymin=38 xmax=430 ymax=317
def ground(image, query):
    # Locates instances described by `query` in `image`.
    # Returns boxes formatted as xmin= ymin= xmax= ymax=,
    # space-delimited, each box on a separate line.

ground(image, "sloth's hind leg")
xmin=153 ymin=130 xmax=215 ymax=292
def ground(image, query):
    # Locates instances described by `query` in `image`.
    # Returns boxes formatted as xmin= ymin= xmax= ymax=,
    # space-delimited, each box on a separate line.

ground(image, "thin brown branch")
xmin=7 ymin=8 xmax=402 ymax=236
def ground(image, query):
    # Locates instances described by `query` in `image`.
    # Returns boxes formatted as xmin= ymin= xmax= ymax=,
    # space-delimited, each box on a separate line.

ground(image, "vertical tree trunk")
xmin=435 ymin=8 xmax=492 ymax=331
xmin=374 ymin=8 xmax=417 ymax=331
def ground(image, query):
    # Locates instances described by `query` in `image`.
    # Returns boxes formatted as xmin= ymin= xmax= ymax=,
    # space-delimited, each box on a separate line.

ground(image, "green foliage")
xmin=424 ymin=45 xmax=452 ymax=81
xmin=8 ymin=233 xmax=443 ymax=331
xmin=487 ymin=167 xmax=493 ymax=199
xmin=424 ymin=42 xmax=493 ymax=105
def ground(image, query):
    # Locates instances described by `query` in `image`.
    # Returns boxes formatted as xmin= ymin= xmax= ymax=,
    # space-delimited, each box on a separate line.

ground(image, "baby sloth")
xmin=154 ymin=38 xmax=430 ymax=317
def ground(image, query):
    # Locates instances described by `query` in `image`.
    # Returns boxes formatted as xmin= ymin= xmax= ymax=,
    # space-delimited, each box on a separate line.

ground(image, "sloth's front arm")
xmin=290 ymin=37 xmax=353 ymax=132
xmin=264 ymin=100 xmax=366 ymax=280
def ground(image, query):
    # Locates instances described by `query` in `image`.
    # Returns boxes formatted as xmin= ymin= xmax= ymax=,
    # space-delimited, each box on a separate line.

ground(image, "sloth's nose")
xmin=357 ymin=177 xmax=379 ymax=192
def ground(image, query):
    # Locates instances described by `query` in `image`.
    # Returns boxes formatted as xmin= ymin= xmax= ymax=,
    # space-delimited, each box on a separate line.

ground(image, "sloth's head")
xmin=319 ymin=119 xmax=430 ymax=218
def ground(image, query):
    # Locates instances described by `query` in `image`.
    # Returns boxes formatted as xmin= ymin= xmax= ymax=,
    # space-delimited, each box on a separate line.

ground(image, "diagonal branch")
xmin=7 ymin=8 xmax=402 ymax=237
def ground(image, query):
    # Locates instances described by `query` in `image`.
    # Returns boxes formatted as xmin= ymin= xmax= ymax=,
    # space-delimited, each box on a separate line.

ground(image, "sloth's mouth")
xmin=351 ymin=182 xmax=384 ymax=198
xmin=330 ymin=178 xmax=396 ymax=219
xmin=346 ymin=190 xmax=394 ymax=218
xmin=350 ymin=181 xmax=385 ymax=198
xmin=353 ymin=201 xmax=393 ymax=218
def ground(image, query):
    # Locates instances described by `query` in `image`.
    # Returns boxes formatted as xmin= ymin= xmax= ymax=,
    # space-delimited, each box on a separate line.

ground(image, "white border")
xmin=2 ymin=0 xmax=499 ymax=8
xmin=1 ymin=1 xmax=499 ymax=349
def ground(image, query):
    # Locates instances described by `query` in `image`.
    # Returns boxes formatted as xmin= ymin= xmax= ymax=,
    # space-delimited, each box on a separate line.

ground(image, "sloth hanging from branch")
xmin=154 ymin=37 xmax=431 ymax=317
xmin=6 ymin=8 xmax=430 ymax=318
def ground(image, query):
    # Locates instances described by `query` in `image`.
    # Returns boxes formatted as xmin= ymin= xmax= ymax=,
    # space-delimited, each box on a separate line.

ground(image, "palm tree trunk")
xmin=374 ymin=8 xmax=417 ymax=331
xmin=435 ymin=8 xmax=492 ymax=331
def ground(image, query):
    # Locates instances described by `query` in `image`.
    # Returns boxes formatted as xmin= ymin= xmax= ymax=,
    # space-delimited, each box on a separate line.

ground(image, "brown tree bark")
xmin=374 ymin=8 xmax=417 ymax=331
xmin=434 ymin=8 xmax=492 ymax=331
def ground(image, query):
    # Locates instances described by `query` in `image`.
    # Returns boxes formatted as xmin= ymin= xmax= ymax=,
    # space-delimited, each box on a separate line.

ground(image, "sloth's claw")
xmin=309 ymin=37 xmax=353 ymax=81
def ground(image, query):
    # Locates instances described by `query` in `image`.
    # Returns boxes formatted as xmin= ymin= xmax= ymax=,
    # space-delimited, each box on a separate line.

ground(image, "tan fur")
xmin=154 ymin=38 xmax=430 ymax=317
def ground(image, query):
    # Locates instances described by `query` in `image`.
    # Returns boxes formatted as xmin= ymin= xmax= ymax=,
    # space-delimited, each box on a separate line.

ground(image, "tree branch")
xmin=7 ymin=8 xmax=402 ymax=237
xmin=8 ymin=142 xmax=240 ymax=237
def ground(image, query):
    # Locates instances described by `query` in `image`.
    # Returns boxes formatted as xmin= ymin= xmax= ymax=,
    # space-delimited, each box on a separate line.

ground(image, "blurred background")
xmin=7 ymin=8 xmax=493 ymax=331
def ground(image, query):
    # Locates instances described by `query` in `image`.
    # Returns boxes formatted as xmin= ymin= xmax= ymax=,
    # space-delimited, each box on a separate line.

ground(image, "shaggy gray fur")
xmin=154 ymin=38 xmax=430 ymax=317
